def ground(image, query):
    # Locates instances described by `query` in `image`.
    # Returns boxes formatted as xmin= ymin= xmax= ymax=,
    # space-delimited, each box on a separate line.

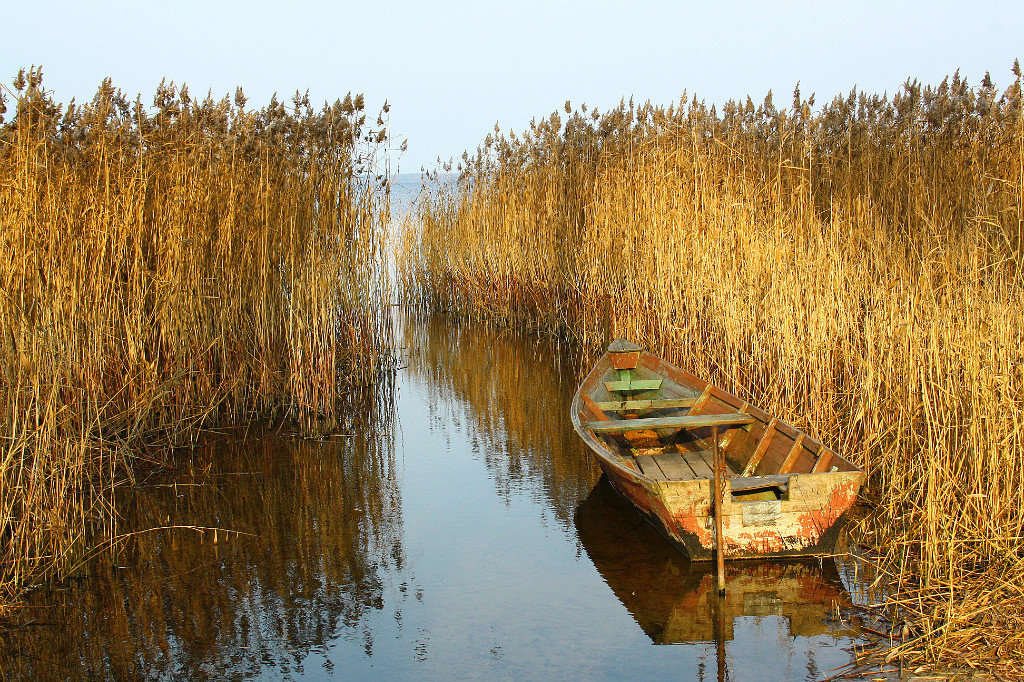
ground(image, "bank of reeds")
xmin=399 ymin=66 xmax=1024 ymax=673
xmin=1 ymin=69 xmax=392 ymax=605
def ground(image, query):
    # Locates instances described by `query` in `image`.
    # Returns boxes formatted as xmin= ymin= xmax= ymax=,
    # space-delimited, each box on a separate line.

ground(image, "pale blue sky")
xmin=5 ymin=1 xmax=1022 ymax=171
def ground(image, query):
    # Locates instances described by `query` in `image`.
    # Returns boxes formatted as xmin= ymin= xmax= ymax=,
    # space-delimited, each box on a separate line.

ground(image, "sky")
xmin=4 ymin=1 xmax=1022 ymax=172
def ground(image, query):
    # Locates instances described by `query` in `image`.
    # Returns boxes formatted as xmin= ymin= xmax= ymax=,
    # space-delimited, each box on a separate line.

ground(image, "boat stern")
xmin=632 ymin=471 xmax=864 ymax=561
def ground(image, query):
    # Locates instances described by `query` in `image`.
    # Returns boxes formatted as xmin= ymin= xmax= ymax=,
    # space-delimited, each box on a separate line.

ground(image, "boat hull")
xmin=570 ymin=341 xmax=865 ymax=562
xmin=598 ymin=458 xmax=858 ymax=560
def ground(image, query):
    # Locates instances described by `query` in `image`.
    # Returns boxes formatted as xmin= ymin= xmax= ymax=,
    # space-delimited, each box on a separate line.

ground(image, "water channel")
xmin=0 ymin=177 xmax=877 ymax=680
xmin=1 ymin=313 xmax=878 ymax=680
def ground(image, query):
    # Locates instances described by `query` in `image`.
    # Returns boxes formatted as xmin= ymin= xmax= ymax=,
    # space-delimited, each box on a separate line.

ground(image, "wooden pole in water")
xmin=713 ymin=425 xmax=726 ymax=596
xmin=715 ymin=597 xmax=727 ymax=682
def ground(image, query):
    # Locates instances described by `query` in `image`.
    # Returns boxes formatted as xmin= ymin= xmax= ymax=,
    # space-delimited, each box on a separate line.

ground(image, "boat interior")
xmin=578 ymin=343 xmax=859 ymax=499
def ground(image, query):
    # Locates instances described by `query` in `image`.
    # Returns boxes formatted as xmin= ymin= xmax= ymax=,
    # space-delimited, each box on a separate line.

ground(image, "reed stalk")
xmin=399 ymin=67 xmax=1024 ymax=673
xmin=0 ymin=69 xmax=393 ymax=606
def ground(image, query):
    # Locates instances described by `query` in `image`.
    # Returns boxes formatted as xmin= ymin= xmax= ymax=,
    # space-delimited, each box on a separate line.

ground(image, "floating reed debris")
xmin=399 ymin=65 xmax=1024 ymax=673
xmin=0 ymin=68 xmax=393 ymax=605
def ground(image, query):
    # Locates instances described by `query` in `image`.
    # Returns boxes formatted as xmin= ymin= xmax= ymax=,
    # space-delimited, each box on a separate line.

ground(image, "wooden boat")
xmin=571 ymin=339 xmax=864 ymax=561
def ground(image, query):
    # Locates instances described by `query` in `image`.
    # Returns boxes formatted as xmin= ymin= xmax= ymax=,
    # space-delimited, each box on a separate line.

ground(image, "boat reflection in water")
xmin=575 ymin=477 xmax=857 ymax=647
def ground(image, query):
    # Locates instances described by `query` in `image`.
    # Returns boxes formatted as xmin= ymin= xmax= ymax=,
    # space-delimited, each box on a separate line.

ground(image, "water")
xmin=389 ymin=172 xmax=457 ymax=219
xmin=0 ymin=177 xmax=878 ymax=679
xmin=0 ymin=314 xmax=875 ymax=680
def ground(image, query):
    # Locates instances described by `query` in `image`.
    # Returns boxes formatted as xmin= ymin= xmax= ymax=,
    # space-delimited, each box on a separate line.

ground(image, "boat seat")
xmin=593 ymin=397 xmax=697 ymax=412
xmin=730 ymin=474 xmax=790 ymax=493
xmin=586 ymin=413 xmax=755 ymax=434
xmin=604 ymin=379 xmax=662 ymax=393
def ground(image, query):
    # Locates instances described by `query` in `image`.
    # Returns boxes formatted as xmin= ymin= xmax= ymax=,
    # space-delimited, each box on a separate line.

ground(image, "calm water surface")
xmin=0 ymin=177 xmax=875 ymax=679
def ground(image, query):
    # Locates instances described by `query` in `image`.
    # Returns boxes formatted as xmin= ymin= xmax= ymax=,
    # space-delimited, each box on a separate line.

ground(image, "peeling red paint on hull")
xmin=603 ymin=462 xmax=861 ymax=560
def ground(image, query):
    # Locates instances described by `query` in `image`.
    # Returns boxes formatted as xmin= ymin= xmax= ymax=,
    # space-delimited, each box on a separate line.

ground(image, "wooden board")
xmin=586 ymin=413 xmax=755 ymax=433
xmin=691 ymin=394 xmax=737 ymax=418
xmin=811 ymin=447 xmax=834 ymax=473
xmin=778 ymin=434 xmax=806 ymax=474
xmin=723 ymin=427 xmax=757 ymax=472
xmin=730 ymin=475 xmax=790 ymax=493
xmin=638 ymin=354 xmax=707 ymax=393
xmin=610 ymin=351 xmax=640 ymax=369
xmin=581 ymin=393 xmax=611 ymax=422
xmin=605 ymin=379 xmax=663 ymax=392
xmin=754 ymin=434 xmax=801 ymax=475
xmin=636 ymin=455 xmax=668 ymax=480
xmin=651 ymin=453 xmax=698 ymax=481
xmin=681 ymin=450 xmax=716 ymax=479
xmin=593 ymin=397 xmax=697 ymax=411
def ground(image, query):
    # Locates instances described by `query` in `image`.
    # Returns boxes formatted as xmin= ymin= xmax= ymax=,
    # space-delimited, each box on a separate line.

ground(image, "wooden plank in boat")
xmin=730 ymin=475 xmax=790 ymax=493
xmin=608 ymin=339 xmax=643 ymax=353
xmin=744 ymin=422 xmax=810 ymax=475
xmin=639 ymin=370 xmax=702 ymax=402
xmin=692 ymin=394 xmax=740 ymax=419
xmin=582 ymin=393 xmax=611 ymax=422
xmin=688 ymin=386 xmax=712 ymax=415
xmin=707 ymin=384 xmax=741 ymax=404
xmin=812 ymin=447 xmax=834 ymax=473
xmin=605 ymin=379 xmax=663 ymax=392
xmin=610 ymin=351 xmax=640 ymax=369
xmin=638 ymin=354 xmax=707 ymax=393
xmin=791 ymin=446 xmax=819 ymax=474
xmin=651 ymin=452 xmax=698 ymax=481
xmin=778 ymin=434 xmax=806 ymax=474
xmin=636 ymin=455 xmax=668 ymax=480
xmin=586 ymin=413 xmax=755 ymax=433
xmin=742 ymin=418 xmax=777 ymax=476
xmin=755 ymin=433 xmax=804 ymax=474
xmin=723 ymin=424 xmax=757 ymax=471
xmin=718 ymin=402 xmax=749 ymax=448
xmin=774 ymin=425 xmax=820 ymax=474
xmin=681 ymin=449 xmax=715 ymax=479
xmin=704 ymin=387 xmax=778 ymax=425
xmin=593 ymin=397 xmax=697 ymax=411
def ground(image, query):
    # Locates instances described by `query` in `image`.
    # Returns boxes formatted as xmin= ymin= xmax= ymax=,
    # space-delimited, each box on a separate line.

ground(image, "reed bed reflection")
xmin=0 ymin=386 xmax=400 ymax=679
xmin=402 ymin=312 xmax=599 ymax=523
xmin=0 ymin=69 xmax=393 ymax=603
xmin=399 ymin=68 xmax=1024 ymax=673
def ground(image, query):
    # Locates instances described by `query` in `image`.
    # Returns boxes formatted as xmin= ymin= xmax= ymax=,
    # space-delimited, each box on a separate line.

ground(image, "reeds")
xmin=0 ymin=69 xmax=393 ymax=605
xmin=399 ymin=66 xmax=1024 ymax=673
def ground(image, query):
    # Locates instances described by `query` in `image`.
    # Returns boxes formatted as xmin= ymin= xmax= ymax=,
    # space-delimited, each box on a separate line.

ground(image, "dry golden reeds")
xmin=399 ymin=66 xmax=1024 ymax=672
xmin=0 ymin=69 xmax=393 ymax=605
